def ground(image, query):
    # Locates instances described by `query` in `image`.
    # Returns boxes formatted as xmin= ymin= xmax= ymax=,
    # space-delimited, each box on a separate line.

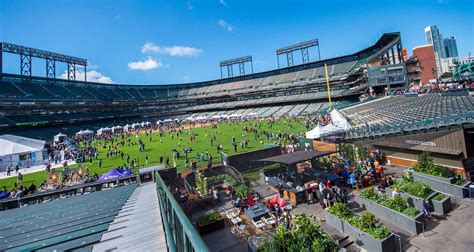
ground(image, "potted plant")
xmin=196 ymin=212 xmax=225 ymax=235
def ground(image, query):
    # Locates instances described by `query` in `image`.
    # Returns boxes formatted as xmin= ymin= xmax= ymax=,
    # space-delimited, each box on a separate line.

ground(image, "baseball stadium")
xmin=1 ymin=1 xmax=474 ymax=252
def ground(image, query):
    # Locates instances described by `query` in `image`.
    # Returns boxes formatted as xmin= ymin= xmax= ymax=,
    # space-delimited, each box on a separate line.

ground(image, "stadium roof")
xmin=0 ymin=134 xmax=45 ymax=156
xmin=0 ymin=184 xmax=137 ymax=251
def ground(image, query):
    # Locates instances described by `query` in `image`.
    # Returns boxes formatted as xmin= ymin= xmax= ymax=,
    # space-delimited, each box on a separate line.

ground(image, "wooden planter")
xmin=324 ymin=211 xmax=397 ymax=252
xmin=196 ymin=215 xmax=225 ymax=235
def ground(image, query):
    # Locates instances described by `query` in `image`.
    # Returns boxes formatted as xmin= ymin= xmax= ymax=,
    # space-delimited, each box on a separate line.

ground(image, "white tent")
xmin=185 ymin=117 xmax=195 ymax=121
xmin=0 ymin=134 xmax=45 ymax=170
xmin=163 ymin=119 xmax=172 ymax=123
xmin=156 ymin=120 xmax=162 ymax=124
xmin=124 ymin=124 xmax=131 ymax=132
xmin=53 ymin=133 xmax=67 ymax=143
xmin=229 ymin=114 xmax=242 ymax=118
xmin=174 ymin=118 xmax=180 ymax=121
xmin=82 ymin=129 xmax=94 ymax=135
xmin=196 ymin=116 xmax=207 ymax=121
xmin=247 ymin=112 xmax=258 ymax=117
xmin=211 ymin=115 xmax=221 ymax=119
xmin=305 ymin=125 xmax=322 ymax=139
xmin=330 ymin=109 xmax=351 ymax=130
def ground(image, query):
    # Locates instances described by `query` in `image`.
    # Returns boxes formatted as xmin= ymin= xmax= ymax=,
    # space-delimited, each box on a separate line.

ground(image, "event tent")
xmin=53 ymin=133 xmax=67 ymax=143
xmin=0 ymin=134 xmax=45 ymax=170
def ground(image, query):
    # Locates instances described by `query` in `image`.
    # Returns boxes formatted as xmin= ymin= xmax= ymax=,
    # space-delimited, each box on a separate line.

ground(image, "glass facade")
xmin=425 ymin=25 xmax=445 ymax=75
xmin=444 ymin=36 xmax=459 ymax=58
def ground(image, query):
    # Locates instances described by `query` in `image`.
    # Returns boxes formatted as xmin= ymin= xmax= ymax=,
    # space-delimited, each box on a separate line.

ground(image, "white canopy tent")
xmin=163 ymin=119 xmax=173 ymax=123
xmin=195 ymin=116 xmax=207 ymax=121
xmin=305 ymin=109 xmax=351 ymax=139
xmin=124 ymin=124 xmax=131 ymax=132
xmin=0 ymin=134 xmax=46 ymax=170
xmin=53 ymin=133 xmax=67 ymax=143
xmin=211 ymin=115 xmax=221 ymax=119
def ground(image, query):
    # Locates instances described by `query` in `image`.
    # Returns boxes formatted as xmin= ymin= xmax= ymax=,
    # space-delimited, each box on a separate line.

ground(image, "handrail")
xmin=155 ymin=170 xmax=210 ymax=252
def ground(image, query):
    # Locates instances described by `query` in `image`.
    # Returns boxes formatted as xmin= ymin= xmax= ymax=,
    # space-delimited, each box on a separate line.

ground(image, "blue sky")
xmin=1 ymin=0 xmax=473 ymax=85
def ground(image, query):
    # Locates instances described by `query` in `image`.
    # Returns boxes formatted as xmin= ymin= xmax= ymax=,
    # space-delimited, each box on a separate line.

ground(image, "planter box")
xmin=196 ymin=216 xmax=225 ymax=235
xmin=430 ymin=194 xmax=452 ymax=215
xmin=324 ymin=211 xmax=396 ymax=252
xmin=385 ymin=187 xmax=436 ymax=211
xmin=355 ymin=195 xmax=425 ymax=235
xmin=412 ymin=172 xmax=471 ymax=198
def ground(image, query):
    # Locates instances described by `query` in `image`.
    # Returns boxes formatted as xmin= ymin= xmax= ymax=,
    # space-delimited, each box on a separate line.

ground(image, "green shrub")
xmin=393 ymin=177 xmax=433 ymax=199
xmin=433 ymin=194 xmax=446 ymax=201
xmin=413 ymin=151 xmax=458 ymax=179
xmin=258 ymin=214 xmax=338 ymax=252
xmin=198 ymin=212 xmax=221 ymax=226
xmin=206 ymin=174 xmax=239 ymax=187
xmin=327 ymin=203 xmax=390 ymax=240
xmin=359 ymin=188 xmax=420 ymax=217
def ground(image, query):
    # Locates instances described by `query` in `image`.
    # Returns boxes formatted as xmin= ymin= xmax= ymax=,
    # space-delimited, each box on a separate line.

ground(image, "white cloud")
xmin=218 ymin=19 xmax=233 ymax=32
xmin=59 ymin=70 xmax=113 ymax=84
xmin=141 ymin=43 xmax=202 ymax=57
xmin=127 ymin=57 xmax=164 ymax=71
xmin=219 ymin=0 xmax=228 ymax=6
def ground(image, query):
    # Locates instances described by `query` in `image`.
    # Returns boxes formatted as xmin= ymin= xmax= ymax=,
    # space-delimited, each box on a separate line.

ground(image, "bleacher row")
xmin=0 ymin=184 xmax=137 ymax=251
xmin=173 ymin=102 xmax=333 ymax=120
xmin=0 ymin=58 xmax=360 ymax=103
xmin=341 ymin=94 xmax=474 ymax=138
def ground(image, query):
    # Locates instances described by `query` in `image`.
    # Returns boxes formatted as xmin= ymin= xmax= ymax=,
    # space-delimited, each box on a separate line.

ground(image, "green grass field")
xmin=1 ymin=118 xmax=309 ymax=191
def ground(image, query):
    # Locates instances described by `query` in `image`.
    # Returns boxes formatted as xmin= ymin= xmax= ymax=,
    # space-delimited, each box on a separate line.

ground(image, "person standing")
xmin=6 ymin=165 xmax=11 ymax=176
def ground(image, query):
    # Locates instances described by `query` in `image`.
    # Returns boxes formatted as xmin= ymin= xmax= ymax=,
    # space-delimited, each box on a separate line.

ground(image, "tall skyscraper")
xmin=443 ymin=36 xmax=459 ymax=58
xmin=425 ymin=25 xmax=444 ymax=75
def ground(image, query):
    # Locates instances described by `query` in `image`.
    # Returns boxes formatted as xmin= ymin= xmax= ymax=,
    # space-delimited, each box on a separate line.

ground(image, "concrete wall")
xmin=221 ymin=146 xmax=282 ymax=173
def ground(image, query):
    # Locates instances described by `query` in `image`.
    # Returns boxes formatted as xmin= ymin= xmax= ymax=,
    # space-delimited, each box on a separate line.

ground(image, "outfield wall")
xmin=221 ymin=146 xmax=282 ymax=173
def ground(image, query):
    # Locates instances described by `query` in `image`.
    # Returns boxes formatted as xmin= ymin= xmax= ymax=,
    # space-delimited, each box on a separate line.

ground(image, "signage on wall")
xmin=405 ymin=140 xmax=436 ymax=147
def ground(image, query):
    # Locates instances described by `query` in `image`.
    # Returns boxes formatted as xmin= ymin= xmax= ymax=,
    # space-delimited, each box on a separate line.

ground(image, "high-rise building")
xmin=425 ymin=25 xmax=444 ymax=76
xmin=413 ymin=45 xmax=437 ymax=84
xmin=443 ymin=36 xmax=459 ymax=58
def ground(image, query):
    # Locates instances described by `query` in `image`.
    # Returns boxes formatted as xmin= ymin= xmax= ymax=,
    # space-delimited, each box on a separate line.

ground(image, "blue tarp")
xmin=96 ymin=168 xmax=132 ymax=182
xmin=0 ymin=191 xmax=10 ymax=200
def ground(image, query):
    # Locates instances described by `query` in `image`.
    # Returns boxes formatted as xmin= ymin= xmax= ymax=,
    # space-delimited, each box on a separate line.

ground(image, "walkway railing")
xmin=155 ymin=171 xmax=209 ymax=252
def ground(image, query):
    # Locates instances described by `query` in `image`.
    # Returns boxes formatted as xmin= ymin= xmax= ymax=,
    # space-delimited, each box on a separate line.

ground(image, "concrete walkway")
xmin=0 ymin=161 xmax=76 ymax=180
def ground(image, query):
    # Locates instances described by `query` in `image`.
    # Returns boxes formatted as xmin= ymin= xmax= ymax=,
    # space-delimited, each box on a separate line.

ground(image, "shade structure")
xmin=0 ymin=134 xmax=46 ymax=156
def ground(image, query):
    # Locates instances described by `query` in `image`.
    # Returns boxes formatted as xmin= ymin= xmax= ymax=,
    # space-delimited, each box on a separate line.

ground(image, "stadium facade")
xmin=0 ymin=33 xmax=404 ymax=128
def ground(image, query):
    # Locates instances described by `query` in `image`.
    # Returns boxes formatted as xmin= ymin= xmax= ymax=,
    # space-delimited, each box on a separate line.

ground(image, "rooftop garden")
xmin=413 ymin=151 xmax=466 ymax=185
xmin=327 ymin=203 xmax=390 ymax=240
xmin=257 ymin=214 xmax=338 ymax=252
xmin=360 ymin=187 xmax=420 ymax=217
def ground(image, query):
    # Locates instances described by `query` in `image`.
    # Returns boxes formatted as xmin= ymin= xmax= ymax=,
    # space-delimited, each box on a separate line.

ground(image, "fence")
xmin=155 ymin=171 xmax=209 ymax=252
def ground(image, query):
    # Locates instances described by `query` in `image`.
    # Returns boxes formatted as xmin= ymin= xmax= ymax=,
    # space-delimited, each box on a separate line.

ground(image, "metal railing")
xmin=155 ymin=171 xmax=209 ymax=252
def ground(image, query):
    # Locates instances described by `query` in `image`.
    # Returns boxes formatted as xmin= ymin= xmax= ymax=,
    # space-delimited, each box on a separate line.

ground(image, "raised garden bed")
xmin=355 ymin=192 xmax=425 ymax=235
xmin=430 ymin=193 xmax=452 ymax=215
xmin=412 ymin=172 xmax=471 ymax=198
xmin=324 ymin=204 xmax=396 ymax=252
xmin=196 ymin=212 xmax=225 ymax=235
xmin=385 ymin=187 xmax=437 ymax=211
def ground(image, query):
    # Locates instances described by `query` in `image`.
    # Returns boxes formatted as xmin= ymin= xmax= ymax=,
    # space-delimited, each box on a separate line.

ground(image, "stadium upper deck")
xmin=0 ymin=33 xmax=403 ymax=127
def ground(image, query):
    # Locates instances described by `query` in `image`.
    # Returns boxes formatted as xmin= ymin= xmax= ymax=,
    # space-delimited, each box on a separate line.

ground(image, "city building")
xmin=412 ymin=45 xmax=437 ymax=84
xmin=405 ymin=57 xmax=422 ymax=86
xmin=444 ymin=36 xmax=459 ymax=58
xmin=425 ymin=25 xmax=445 ymax=75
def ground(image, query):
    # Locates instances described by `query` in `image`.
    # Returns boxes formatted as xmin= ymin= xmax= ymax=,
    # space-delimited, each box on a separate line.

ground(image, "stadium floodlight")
xmin=276 ymin=39 xmax=320 ymax=68
xmin=1 ymin=42 xmax=87 ymax=81
xmin=219 ymin=55 xmax=253 ymax=78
